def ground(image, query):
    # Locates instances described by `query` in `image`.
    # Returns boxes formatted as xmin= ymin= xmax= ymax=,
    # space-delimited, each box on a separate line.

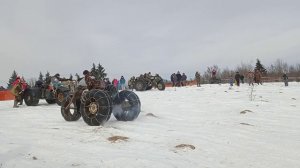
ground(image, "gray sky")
xmin=1 ymin=0 xmax=300 ymax=86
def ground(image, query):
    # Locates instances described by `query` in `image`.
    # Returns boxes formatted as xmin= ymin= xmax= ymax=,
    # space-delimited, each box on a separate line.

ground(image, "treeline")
xmin=201 ymin=59 xmax=300 ymax=83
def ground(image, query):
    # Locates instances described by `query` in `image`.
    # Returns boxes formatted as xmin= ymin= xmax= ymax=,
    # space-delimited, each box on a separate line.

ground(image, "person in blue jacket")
xmin=119 ymin=76 xmax=126 ymax=90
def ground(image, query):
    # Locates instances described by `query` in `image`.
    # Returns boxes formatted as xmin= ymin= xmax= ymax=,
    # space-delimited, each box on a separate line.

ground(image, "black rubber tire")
xmin=157 ymin=82 xmax=165 ymax=91
xmin=46 ymin=99 xmax=56 ymax=104
xmin=56 ymin=91 xmax=68 ymax=106
xmin=61 ymin=95 xmax=81 ymax=121
xmin=146 ymin=85 xmax=153 ymax=90
xmin=24 ymin=90 xmax=39 ymax=106
xmin=113 ymin=90 xmax=141 ymax=121
xmin=135 ymin=80 xmax=146 ymax=91
xmin=80 ymin=89 xmax=112 ymax=126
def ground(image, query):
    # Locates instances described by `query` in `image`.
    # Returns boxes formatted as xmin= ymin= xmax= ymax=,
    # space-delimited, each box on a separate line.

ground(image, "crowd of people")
xmin=170 ymin=71 xmax=187 ymax=87
xmin=230 ymin=69 xmax=262 ymax=87
xmin=7 ymin=68 xmax=291 ymax=108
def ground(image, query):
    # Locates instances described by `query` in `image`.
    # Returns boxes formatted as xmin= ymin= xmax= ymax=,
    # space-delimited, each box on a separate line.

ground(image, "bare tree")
xmin=235 ymin=62 xmax=254 ymax=76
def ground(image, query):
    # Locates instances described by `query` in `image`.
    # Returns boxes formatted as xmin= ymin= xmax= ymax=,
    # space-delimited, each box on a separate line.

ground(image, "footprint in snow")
xmin=240 ymin=123 xmax=254 ymax=126
xmin=240 ymin=110 xmax=253 ymax=114
xmin=146 ymin=113 xmax=158 ymax=118
xmin=175 ymin=144 xmax=196 ymax=151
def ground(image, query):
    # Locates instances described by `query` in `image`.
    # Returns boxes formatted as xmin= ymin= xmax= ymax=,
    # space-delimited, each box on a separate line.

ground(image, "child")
xmin=229 ymin=76 xmax=234 ymax=89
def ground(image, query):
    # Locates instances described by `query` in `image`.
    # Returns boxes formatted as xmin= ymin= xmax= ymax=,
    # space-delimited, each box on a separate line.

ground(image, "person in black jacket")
xmin=282 ymin=73 xmax=288 ymax=86
xmin=176 ymin=71 xmax=182 ymax=87
xmin=235 ymin=72 xmax=241 ymax=86
xmin=240 ymin=74 xmax=245 ymax=84
xmin=170 ymin=73 xmax=177 ymax=87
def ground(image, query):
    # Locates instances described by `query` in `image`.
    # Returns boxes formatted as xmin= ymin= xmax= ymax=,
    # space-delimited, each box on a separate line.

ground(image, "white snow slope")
xmin=0 ymin=82 xmax=300 ymax=168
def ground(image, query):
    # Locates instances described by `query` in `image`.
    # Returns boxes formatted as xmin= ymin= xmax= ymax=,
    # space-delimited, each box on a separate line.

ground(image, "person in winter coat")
xmin=229 ymin=76 xmax=234 ymax=89
xmin=11 ymin=77 xmax=23 ymax=108
xmin=171 ymin=73 xmax=177 ymax=87
xmin=18 ymin=78 xmax=28 ymax=105
xmin=235 ymin=72 xmax=241 ymax=86
xmin=176 ymin=71 xmax=182 ymax=87
xmin=119 ymin=76 xmax=126 ymax=90
xmin=254 ymin=69 xmax=262 ymax=85
xmin=240 ymin=74 xmax=245 ymax=84
xmin=112 ymin=79 xmax=118 ymax=88
xmin=181 ymin=73 xmax=187 ymax=86
xmin=247 ymin=71 xmax=254 ymax=86
xmin=83 ymin=70 xmax=105 ymax=90
xmin=282 ymin=73 xmax=288 ymax=86
xmin=195 ymin=71 xmax=201 ymax=87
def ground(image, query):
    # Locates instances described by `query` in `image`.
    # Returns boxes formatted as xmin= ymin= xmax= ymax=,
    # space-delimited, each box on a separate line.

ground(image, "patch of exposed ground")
xmin=107 ymin=136 xmax=129 ymax=143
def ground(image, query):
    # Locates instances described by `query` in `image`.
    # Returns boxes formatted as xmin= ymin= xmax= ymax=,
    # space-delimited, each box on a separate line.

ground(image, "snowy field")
xmin=0 ymin=82 xmax=300 ymax=168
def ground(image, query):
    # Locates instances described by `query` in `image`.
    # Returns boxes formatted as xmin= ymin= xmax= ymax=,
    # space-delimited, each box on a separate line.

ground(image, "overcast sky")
xmin=1 ymin=0 xmax=300 ymax=86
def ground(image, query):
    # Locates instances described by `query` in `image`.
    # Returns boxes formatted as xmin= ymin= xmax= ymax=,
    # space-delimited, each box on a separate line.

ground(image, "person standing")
xmin=11 ymin=77 xmax=23 ymax=108
xmin=247 ymin=71 xmax=254 ymax=86
xmin=176 ymin=71 xmax=182 ymax=87
xmin=240 ymin=74 xmax=245 ymax=84
xmin=112 ymin=79 xmax=118 ymax=88
xmin=195 ymin=71 xmax=201 ymax=87
xmin=229 ymin=76 xmax=234 ymax=89
xmin=119 ymin=76 xmax=126 ymax=90
xmin=282 ymin=73 xmax=288 ymax=86
xmin=235 ymin=72 xmax=241 ymax=86
xmin=181 ymin=73 xmax=187 ymax=86
xmin=171 ymin=73 xmax=177 ymax=87
xmin=19 ymin=78 xmax=28 ymax=105
xmin=254 ymin=69 xmax=262 ymax=85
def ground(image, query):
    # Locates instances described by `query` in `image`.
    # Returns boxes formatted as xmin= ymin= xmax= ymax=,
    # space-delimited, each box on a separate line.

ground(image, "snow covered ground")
xmin=0 ymin=82 xmax=300 ymax=168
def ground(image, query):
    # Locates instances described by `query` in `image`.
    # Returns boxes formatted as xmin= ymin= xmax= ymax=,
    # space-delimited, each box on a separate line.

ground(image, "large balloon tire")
xmin=56 ymin=91 xmax=69 ymax=106
xmin=61 ymin=95 xmax=81 ymax=121
xmin=157 ymin=82 xmax=165 ymax=91
xmin=80 ymin=90 xmax=112 ymax=126
xmin=113 ymin=90 xmax=141 ymax=121
xmin=134 ymin=80 xmax=146 ymax=91
xmin=24 ymin=91 xmax=39 ymax=106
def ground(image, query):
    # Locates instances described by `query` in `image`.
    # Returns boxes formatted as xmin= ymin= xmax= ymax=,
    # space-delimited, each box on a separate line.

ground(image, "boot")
xmin=13 ymin=100 xmax=19 ymax=108
xmin=19 ymin=99 xmax=23 ymax=105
